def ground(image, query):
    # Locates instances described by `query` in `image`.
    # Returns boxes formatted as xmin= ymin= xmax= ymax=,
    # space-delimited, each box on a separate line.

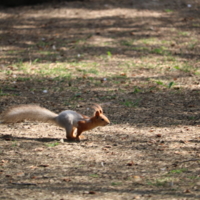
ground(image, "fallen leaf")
xmin=133 ymin=195 xmax=141 ymax=199
xmin=38 ymin=164 xmax=49 ymax=168
xmin=31 ymin=176 xmax=38 ymax=179
xmin=127 ymin=161 xmax=135 ymax=166
xmin=16 ymin=172 xmax=25 ymax=177
xmin=184 ymin=189 xmax=191 ymax=193
xmin=34 ymin=147 xmax=44 ymax=151
xmin=104 ymin=145 xmax=112 ymax=148
xmin=120 ymin=73 xmax=126 ymax=76
xmin=156 ymin=134 xmax=162 ymax=137
xmin=174 ymin=151 xmax=181 ymax=154
xmin=1 ymin=160 xmax=8 ymax=163
xmin=29 ymin=165 xmax=38 ymax=170
xmin=62 ymin=178 xmax=71 ymax=182
xmin=89 ymin=191 xmax=96 ymax=194
xmin=2 ymin=135 xmax=13 ymax=141
xmin=132 ymin=176 xmax=142 ymax=182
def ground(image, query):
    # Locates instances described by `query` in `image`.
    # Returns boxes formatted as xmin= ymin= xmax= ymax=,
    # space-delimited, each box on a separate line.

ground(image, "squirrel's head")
xmin=92 ymin=104 xmax=110 ymax=126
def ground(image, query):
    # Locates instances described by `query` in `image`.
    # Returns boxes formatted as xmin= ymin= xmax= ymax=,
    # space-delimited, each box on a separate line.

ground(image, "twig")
xmin=11 ymin=182 xmax=37 ymax=186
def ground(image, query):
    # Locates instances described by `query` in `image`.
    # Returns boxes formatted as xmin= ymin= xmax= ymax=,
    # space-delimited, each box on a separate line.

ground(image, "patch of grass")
xmin=6 ymin=70 xmax=12 ymax=75
xmin=174 ymin=64 xmax=197 ymax=74
xmin=111 ymin=182 xmax=122 ymax=186
xmin=87 ymin=68 xmax=99 ymax=75
xmin=89 ymin=174 xmax=99 ymax=178
xmin=138 ymin=37 xmax=157 ymax=45
xmin=132 ymin=46 xmax=149 ymax=52
xmin=151 ymin=47 xmax=171 ymax=56
xmin=168 ymin=81 xmax=175 ymax=89
xmin=147 ymin=177 xmax=176 ymax=187
xmin=0 ymin=89 xmax=8 ymax=96
xmin=12 ymin=141 xmax=18 ymax=147
xmin=178 ymin=31 xmax=190 ymax=36
xmin=121 ymin=99 xmax=141 ymax=107
xmin=156 ymin=80 xmax=164 ymax=86
xmin=32 ymin=58 xmax=40 ymax=64
xmin=36 ymin=64 xmax=73 ymax=79
xmin=188 ymin=40 xmax=198 ymax=49
xmin=188 ymin=176 xmax=200 ymax=180
xmin=188 ymin=116 xmax=196 ymax=120
xmin=168 ymin=168 xmax=188 ymax=174
xmin=147 ymin=180 xmax=167 ymax=187
xmin=133 ymin=87 xmax=141 ymax=94
xmin=46 ymin=142 xmax=59 ymax=147
xmin=16 ymin=77 xmax=31 ymax=81
xmin=76 ymin=67 xmax=99 ymax=76
xmin=107 ymin=51 xmax=112 ymax=57
xmin=164 ymin=9 xmax=173 ymax=13
xmin=120 ymin=40 xmax=133 ymax=46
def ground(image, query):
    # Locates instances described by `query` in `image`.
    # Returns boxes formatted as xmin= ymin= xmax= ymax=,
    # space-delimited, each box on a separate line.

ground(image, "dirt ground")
xmin=0 ymin=0 xmax=200 ymax=199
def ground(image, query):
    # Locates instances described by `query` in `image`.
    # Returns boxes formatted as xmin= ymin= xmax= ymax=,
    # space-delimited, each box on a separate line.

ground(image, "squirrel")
xmin=0 ymin=104 xmax=110 ymax=141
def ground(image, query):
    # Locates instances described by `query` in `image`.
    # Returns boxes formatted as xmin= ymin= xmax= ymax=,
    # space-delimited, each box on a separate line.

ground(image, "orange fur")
xmin=74 ymin=105 xmax=110 ymax=140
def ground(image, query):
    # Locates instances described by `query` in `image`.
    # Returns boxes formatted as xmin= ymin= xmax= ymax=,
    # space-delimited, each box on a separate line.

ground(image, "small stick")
xmin=11 ymin=182 xmax=37 ymax=186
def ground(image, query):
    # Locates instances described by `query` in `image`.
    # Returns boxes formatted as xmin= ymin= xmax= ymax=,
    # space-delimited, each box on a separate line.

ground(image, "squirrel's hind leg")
xmin=66 ymin=127 xmax=77 ymax=140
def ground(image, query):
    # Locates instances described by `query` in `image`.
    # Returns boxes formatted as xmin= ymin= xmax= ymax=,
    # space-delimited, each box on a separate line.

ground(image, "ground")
xmin=0 ymin=0 xmax=200 ymax=199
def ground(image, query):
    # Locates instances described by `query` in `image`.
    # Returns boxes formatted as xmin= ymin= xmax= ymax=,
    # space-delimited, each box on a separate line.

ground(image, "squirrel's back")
xmin=56 ymin=110 xmax=86 ymax=128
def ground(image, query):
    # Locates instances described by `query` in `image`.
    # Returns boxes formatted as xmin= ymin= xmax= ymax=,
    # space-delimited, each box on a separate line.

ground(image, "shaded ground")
xmin=0 ymin=0 xmax=200 ymax=199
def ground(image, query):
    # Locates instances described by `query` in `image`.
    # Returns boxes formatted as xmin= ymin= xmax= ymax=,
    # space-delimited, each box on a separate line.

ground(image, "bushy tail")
xmin=1 ymin=104 xmax=58 ymax=124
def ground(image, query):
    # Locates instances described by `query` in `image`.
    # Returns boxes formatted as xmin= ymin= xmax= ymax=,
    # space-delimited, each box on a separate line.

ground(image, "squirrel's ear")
xmin=95 ymin=111 xmax=100 ymax=117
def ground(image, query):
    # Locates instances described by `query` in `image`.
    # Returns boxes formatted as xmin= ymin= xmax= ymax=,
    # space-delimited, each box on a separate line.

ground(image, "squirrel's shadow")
xmin=0 ymin=134 xmax=87 ymax=143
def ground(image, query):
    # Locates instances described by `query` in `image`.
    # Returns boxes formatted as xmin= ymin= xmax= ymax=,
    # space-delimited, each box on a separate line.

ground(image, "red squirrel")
xmin=1 ymin=104 xmax=110 ymax=141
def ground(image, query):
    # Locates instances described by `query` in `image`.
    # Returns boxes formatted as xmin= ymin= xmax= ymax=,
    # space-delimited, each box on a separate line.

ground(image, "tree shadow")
xmin=0 ymin=0 xmax=199 ymax=65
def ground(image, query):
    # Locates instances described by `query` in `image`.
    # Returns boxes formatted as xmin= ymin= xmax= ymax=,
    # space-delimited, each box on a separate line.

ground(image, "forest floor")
xmin=0 ymin=0 xmax=200 ymax=199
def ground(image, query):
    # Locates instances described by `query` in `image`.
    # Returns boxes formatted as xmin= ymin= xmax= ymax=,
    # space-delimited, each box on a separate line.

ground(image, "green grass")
xmin=89 ymin=174 xmax=99 ymax=178
xmin=120 ymin=40 xmax=133 ymax=46
xmin=168 ymin=81 xmax=175 ymax=89
xmin=0 ymin=89 xmax=8 ymax=96
xmin=178 ymin=31 xmax=190 ymax=36
xmin=121 ymin=99 xmax=141 ymax=107
xmin=168 ymin=168 xmax=188 ymax=174
xmin=107 ymin=51 xmax=112 ymax=57
xmin=174 ymin=64 xmax=197 ymax=74
xmin=16 ymin=77 xmax=31 ymax=81
xmin=111 ymin=182 xmax=122 ymax=186
xmin=164 ymin=9 xmax=173 ymax=13
xmin=133 ymin=87 xmax=141 ymax=94
xmin=46 ymin=142 xmax=60 ymax=147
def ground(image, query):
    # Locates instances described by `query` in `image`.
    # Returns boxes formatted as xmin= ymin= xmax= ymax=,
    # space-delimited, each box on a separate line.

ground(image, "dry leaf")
xmin=184 ymin=189 xmax=191 ymax=193
xmin=62 ymin=178 xmax=71 ymax=182
xmin=120 ymin=73 xmax=126 ymax=76
xmin=16 ymin=172 xmax=25 ymax=177
xmin=89 ymin=191 xmax=96 ymax=194
xmin=156 ymin=134 xmax=162 ymax=137
xmin=127 ymin=161 xmax=135 ymax=166
xmin=34 ymin=147 xmax=44 ymax=151
xmin=38 ymin=164 xmax=49 ymax=167
xmin=29 ymin=165 xmax=38 ymax=170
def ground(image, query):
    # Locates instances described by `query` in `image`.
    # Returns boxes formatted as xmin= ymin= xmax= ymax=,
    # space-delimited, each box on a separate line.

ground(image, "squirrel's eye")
xmin=101 ymin=118 xmax=104 ymax=121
